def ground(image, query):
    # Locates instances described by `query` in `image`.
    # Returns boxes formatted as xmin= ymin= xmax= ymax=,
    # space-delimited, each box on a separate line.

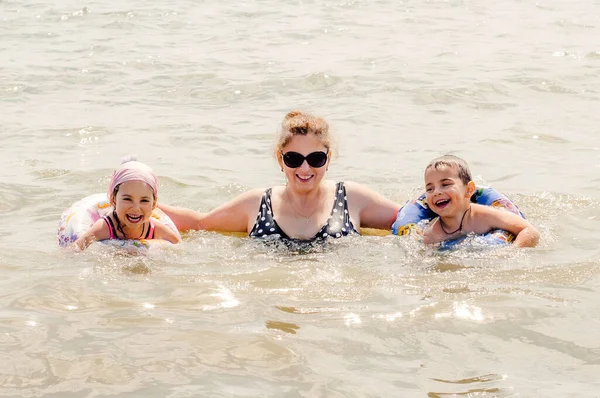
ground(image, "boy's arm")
xmin=153 ymin=221 xmax=182 ymax=244
xmin=477 ymin=206 xmax=540 ymax=248
xmin=71 ymin=219 xmax=110 ymax=251
xmin=422 ymin=218 xmax=447 ymax=245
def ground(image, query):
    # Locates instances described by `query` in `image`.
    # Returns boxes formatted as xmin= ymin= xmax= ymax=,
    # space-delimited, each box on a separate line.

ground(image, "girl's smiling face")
xmin=424 ymin=165 xmax=474 ymax=217
xmin=111 ymin=180 xmax=156 ymax=230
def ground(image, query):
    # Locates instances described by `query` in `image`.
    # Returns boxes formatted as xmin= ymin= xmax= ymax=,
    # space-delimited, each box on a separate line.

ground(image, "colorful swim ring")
xmin=391 ymin=186 xmax=524 ymax=250
xmin=58 ymin=193 xmax=181 ymax=251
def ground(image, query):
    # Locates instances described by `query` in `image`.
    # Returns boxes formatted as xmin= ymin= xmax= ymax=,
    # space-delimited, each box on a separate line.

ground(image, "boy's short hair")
xmin=425 ymin=155 xmax=472 ymax=185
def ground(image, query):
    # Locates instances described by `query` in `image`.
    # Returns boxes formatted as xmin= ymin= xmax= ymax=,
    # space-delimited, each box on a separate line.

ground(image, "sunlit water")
xmin=1 ymin=0 xmax=600 ymax=396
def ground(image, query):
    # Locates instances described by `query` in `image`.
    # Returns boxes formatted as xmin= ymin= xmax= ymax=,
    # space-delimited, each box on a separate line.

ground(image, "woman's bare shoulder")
xmin=342 ymin=180 xmax=378 ymax=198
xmin=219 ymin=187 xmax=267 ymax=212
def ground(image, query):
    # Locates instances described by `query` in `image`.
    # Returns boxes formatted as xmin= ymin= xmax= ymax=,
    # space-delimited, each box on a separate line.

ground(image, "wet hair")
xmin=275 ymin=110 xmax=333 ymax=153
xmin=109 ymin=185 xmax=127 ymax=239
xmin=425 ymin=155 xmax=472 ymax=185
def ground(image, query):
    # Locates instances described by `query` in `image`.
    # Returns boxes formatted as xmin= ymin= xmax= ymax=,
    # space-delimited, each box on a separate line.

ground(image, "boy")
xmin=423 ymin=155 xmax=539 ymax=248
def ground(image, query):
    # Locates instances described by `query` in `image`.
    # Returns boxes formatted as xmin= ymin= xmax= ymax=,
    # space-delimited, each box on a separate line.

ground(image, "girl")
xmin=422 ymin=155 xmax=540 ymax=248
xmin=72 ymin=159 xmax=181 ymax=250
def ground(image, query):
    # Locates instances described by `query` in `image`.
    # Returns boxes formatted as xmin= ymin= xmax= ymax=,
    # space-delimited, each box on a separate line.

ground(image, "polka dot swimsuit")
xmin=250 ymin=182 xmax=358 ymax=242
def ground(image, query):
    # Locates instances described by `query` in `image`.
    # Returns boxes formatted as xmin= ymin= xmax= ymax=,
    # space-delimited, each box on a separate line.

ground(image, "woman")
xmin=159 ymin=110 xmax=400 ymax=241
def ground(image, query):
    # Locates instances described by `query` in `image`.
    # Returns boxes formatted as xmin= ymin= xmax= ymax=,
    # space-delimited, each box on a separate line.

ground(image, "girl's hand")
xmin=69 ymin=240 xmax=84 ymax=252
xmin=68 ymin=219 xmax=109 ymax=252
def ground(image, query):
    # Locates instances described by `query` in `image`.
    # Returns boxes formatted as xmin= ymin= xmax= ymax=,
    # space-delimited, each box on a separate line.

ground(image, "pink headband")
xmin=108 ymin=161 xmax=158 ymax=199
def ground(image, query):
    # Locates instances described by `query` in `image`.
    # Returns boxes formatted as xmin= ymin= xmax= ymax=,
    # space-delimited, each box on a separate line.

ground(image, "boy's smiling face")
xmin=424 ymin=165 xmax=474 ymax=217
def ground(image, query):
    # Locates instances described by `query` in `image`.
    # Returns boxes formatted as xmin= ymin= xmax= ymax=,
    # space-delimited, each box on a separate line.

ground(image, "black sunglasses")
xmin=281 ymin=151 xmax=329 ymax=168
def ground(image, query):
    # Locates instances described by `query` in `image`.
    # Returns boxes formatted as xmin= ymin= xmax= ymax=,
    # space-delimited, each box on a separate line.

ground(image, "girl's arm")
xmin=152 ymin=221 xmax=182 ymax=244
xmin=71 ymin=218 xmax=110 ymax=251
xmin=345 ymin=181 xmax=401 ymax=230
xmin=158 ymin=188 xmax=264 ymax=233
xmin=477 ymin=205 xmax=540 ymax=248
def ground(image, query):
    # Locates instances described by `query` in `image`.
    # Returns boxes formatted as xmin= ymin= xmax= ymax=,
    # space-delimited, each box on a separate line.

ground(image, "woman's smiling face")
xmin=279 ymin=134 xmax=330 ymax=193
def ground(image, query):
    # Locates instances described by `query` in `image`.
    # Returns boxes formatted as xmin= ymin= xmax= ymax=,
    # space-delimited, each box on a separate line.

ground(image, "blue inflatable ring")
xmin=391 ymin=186 xmax=525 ymax=250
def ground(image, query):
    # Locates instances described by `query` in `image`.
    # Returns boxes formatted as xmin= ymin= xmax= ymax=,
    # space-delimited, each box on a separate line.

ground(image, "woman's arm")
xmin=476 ymin=205 xmax=540 ymax=248
xmin=158 ymin=188 xmax=264 ymax=233
xmin=71 ymin=219 xmax=110 ymax=251
xmin=345 ymin=181 xmax=401 ymax=230
xmin=156 ymin=204 xmax=207 ymax=232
